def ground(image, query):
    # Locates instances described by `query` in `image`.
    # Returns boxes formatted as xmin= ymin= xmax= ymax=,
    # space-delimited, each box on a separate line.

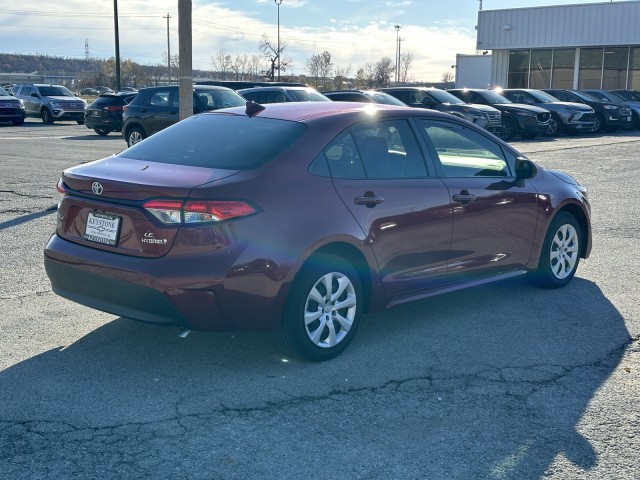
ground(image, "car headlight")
xmin=603 ymin=104 xmax=619 ymax=110
xmin=49 ymin=101 xmax=60 ymax=108
xmin=515 ymin=111 xmax=534 ymax=117
xmin=18 ymin=99 xmax=25 ymax=109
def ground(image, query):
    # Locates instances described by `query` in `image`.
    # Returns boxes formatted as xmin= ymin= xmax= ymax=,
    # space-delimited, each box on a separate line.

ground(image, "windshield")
xmin=585 ymin=91 xmax=618 ymax=102
xmin=288 ymin=89 xmax=330 ymax=102
xmin=118 ymin=113 xmax=306 ymax=170
xmin=572 ymin=91 xmax=600 ymax=102
xmin=615 ymin=90 xmax=640 ymax=101
xmin=478 ymin=91 xmax=512 ymax=104
xmin=364 ymin=91 xmax=406 ymax=106
xmin=0 ymin=87 xmax=9 ymax=96
xmin=528 ymin=90 xmax=560 ymax=102
xmin=424 ymin=89 xmax=465 ymax=105
xmin=39 ymin=86 xmax=75 ymax=97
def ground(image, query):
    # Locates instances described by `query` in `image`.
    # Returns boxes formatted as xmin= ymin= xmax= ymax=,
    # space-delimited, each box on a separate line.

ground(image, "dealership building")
xmin=468 ymin=1 xmax=640 ymax=89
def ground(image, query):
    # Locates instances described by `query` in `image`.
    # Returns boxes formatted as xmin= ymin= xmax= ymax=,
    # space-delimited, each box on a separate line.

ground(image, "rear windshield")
xmin=118 ymin=113 xmax=306 ymax=170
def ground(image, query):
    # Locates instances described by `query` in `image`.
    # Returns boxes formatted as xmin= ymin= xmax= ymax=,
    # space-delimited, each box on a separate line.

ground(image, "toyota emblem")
xmin=91 ymin=182 xmax=104 ymax=195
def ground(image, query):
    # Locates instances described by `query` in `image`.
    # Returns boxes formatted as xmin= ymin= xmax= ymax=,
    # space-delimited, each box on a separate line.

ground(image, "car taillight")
xmin=122 ymin=105 xmax=129 ymax=112
xmin=143 ymin=199 xmax=257 ymax=224
xmin=104 ymin=105 xmax=122 ymax=112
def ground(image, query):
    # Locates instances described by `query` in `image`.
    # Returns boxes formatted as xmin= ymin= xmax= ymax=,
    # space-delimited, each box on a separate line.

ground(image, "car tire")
xmin=592 ymin=113 xmax=605 ymax=133
xmin=126 ymin=126 xmax=145 ymax=147
xmin=500 ymin=117 xmax=516 ymax=141
xmin=12 ymin=118 xmax=24 ymax=126
xmin=522 ymin=132 xmax=537 ymax=139
xmin=94 ymin=127 xmax=110 ymax=136
xmin=279 ymin=254 xmax=362 ymax=361
xmin=544 ymin=114 xmax=562 ymax=137
xmin=76 ymin=119 xmax=85 ymax=125
xmin=41 ymin=108 xmax=54 ymax=124
xmin=528 ymin=211 xmax=581 ymax=289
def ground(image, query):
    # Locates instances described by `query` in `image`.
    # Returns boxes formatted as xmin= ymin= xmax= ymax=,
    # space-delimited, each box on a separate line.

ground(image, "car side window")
xmin=352 ymin=120 xmax=428 ymax=179
xmin=419 ymin=120 xmax=511 ymax=178
xmin=149 ymin=90 xmax=171 ymax=107
xmin=322 ymin=131 xmax=367 ymax=179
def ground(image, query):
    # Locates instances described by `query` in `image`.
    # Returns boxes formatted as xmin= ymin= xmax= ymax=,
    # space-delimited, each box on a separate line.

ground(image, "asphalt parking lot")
xmin=0 ymin=118 xmax=638 ymax=479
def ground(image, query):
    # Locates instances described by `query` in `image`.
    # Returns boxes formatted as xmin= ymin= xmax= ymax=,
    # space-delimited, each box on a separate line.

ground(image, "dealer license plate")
xmin=84 ymin=212 xmax=121 ymax=246
xmin=90 ymin=110 xmax=100 ymax=116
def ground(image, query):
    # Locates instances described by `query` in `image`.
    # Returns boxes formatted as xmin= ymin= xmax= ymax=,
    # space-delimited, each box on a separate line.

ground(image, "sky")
xmin=0 ymin=0 xmax=624 ymax=81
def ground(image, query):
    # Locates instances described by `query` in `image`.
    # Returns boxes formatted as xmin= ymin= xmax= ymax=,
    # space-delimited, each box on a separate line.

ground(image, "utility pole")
xmin=113 ymin=0 xmax=121 ymax=90
xmin=164 ymin=13 xmax=172 ymax=85
xmin=178 ymin=0 xmax=192 ymax=121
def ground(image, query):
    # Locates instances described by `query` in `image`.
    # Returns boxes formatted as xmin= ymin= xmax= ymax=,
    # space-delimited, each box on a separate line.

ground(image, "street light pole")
xmin=394 ymin=25 xmax=401 ymax=83
xmin=113 ymin=0 xmax=121 ymax=90
xmin=275 ymin=0 xmax=283 ymax=81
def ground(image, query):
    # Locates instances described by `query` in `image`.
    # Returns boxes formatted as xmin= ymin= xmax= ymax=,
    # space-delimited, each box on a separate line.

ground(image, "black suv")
xmin=543 ymin=89 xmax=632 ymax=133
xmin=84 ymin=92 xmax=137 ymax=136
xmin=500 ymin=89 xmax=595 ymax=136
xmin=448 ymin=88 xmax=550 ymax=140
xmin=323 ymin=89 xmax=407 ymax=106
xmin=122 ymin=85 xmax=245 ymax=146
xmin=0 ymin=85 xmax=25 ymax=125
xmin=378 ymin=87 xmax=503 ymax=135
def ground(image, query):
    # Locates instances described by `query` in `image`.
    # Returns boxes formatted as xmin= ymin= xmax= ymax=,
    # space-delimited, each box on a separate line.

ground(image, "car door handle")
xmin=452 ymin=190 xmax=476 ymax=205
xmin=354 ymin=193 xmax=384 ymax=208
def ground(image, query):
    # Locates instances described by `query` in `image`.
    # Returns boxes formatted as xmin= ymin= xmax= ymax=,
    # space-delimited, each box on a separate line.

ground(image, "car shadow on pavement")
xmin=0 ymin=276 xmax=631 ymax=479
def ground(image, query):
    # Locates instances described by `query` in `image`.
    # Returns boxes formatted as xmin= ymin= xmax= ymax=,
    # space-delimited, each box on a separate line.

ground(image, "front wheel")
xmin=592 ymin=113 xmax=605 ymax=133
xmin=94 ymin=127 xmax=110 ymax=136
xmin=279 ymin=254 xmax=362 ymax=361
xmin=529 ymin=212 xmax=581 ymax=289
xmin=544 ymin=114 xmax=562 ymax=137
xmin=41 ymin=108 xmax=54 ymax=124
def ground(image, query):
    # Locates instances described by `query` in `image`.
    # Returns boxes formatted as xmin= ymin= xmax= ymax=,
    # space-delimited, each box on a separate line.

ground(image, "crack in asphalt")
xmin=0 ymin=190 xmax=53 ymax=200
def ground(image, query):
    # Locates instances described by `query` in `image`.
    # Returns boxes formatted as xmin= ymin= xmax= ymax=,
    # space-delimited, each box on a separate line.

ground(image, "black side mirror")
xmin=515 ymin=156 xmax=538 ymax=181
xmin=31 ymin=92 xmax=39 ymax=98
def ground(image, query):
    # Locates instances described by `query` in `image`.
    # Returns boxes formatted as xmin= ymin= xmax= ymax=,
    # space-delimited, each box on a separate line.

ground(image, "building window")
xmin=602 ymin=47 xmax=629 ymax=89
xmin=629 ymin=47 xmax=640 ymax=89
xmin=551 ymin=49 xmax=576 ymax=89
xmin=508 ymin=50 xmax=530 ymax=88
xmin=530 ymin=50 xmax=552 ymax=89
xmin=578 ymin=47 xmax=604 ymax=89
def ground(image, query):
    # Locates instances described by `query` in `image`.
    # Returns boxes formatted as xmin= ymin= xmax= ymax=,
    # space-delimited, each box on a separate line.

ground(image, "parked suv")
xmin=499 ymin=88 xmax=595 ymax=136
xmin=543 ymin=89 xmax=632 ymax=132
xmin=237 ymin=86 xmax=330 ymax=103
xmin=12 ymin=83 xmax=87 ymax=124
xmin=378 ymin=87 xmax=503 ymax=135
xmin=448 ymin=88 xmax=550 ymax=140
xmin=0 ymin=85 xmax=25 ymax=125
xmin=121 ymin=85 xmax=245 ymax=147
xmin=84 ymin=91 xmax=137 ymax=136
xmin=581 ymin=89 xmax=640 ymax=130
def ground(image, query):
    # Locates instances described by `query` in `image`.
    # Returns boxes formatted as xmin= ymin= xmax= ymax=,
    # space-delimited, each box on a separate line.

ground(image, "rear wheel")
xmin=41 ymin=108 xmax=54 ymax=124
xmin=94 ymin=127 xmax=110 ymax=136
xmin=279 ymin=254 xmax=362 ymax=361
xmin=529 ymin=212 xmax=581 ymax=289
xmin=126 ymin=126 xmax=145 ymax=147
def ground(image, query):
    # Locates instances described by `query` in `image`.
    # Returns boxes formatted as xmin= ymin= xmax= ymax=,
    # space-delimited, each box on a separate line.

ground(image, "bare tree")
xmin=318 ymin=51 xmax=333 ymax=90
xmin=211 ymin=49 xmax=232 ymax=80
xmin=333 ymin=64 xmax=352 ymax=90
xmin=259 ymin=35 xmax=291 ymax=81
xmin=305 ymin=54 xmax=322 ymax=88
xmin=248 ymin=54 xmax=263 ymax=81
xmin=441 ymin=71 xmax=454 ymax=83
xmin=374 ymin=56 xmax=395 ymax=87
xmin=399 ymin=51 xmax=415 ymax=84
xmin=231 ymin=54 xmax=249 ymax=80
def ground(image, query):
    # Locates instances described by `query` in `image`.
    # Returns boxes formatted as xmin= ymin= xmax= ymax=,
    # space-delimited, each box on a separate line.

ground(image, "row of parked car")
xmin=2 ymin=81 xmax=639 ymax=146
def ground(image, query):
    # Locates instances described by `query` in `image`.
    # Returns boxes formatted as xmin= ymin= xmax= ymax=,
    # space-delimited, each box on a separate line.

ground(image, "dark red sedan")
xmin=44 ymin=102 xmax=592 ymax=361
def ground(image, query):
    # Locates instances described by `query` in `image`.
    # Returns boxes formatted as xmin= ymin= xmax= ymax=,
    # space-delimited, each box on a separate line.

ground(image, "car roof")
xmin=238 ymin=86 xmax=315 ymax=93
